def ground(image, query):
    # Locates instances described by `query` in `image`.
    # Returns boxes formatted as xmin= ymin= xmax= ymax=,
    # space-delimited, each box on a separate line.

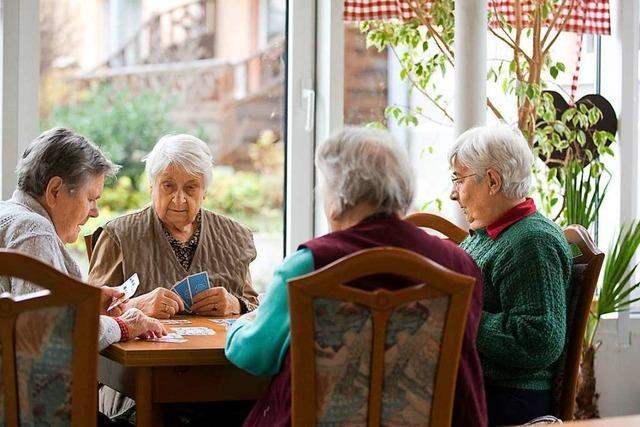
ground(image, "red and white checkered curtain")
xmin=344 ymin=0 xmax=610 ymax=102
xmin=344 ymin=0 xmax=610 ymax=35
xmin=489 ymin=0 xmax=610 ymax=35
xmin=344 ymin=0 xmax=429 ymax=22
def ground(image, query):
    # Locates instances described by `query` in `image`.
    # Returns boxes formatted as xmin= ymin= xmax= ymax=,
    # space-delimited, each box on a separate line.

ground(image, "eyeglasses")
xmin=451 ymin=173 xmax=478 ymax=189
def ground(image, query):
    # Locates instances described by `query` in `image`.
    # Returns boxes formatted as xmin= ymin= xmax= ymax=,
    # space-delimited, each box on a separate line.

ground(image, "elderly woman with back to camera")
xmin=449 ymin=123 xmax=572 ymax=426
xmin=88 ymin=134 xmax=259 ymax=319
xmin=225 ymin=127 xmax=488 ymax=427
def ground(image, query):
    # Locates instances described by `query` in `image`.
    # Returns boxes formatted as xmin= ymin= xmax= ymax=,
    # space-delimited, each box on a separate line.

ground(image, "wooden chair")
xmin=0 ymin=250 xmax=101 ymax=427
xmin=404 ymin=212 xmax=469 ymax=244
xmin=288 ymin=247 xmax=475 ymax=427
xmin=83 ymin=226 xmax=104 ymax=262
xmin=555 ymin=225 xmax=604 ymax=420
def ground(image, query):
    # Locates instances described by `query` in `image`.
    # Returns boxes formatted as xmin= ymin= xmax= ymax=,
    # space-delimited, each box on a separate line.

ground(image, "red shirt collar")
xmin=485 ymin=197 xmax=537 ymax=240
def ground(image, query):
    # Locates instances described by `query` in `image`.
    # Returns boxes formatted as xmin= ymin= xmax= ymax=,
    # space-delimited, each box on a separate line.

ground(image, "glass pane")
xmin=39 ymin=0 xmax=286 ymax=292
xmin=343 ymin=23 xmax=456 ymax=219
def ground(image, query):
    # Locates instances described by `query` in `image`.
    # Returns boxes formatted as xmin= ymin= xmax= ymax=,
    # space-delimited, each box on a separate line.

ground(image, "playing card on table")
xmin=171 ymin=278 xmax=193 ymax=310
xmin=107 ymin=273 xmax=140 ymax=312
xmin=144 ymin=332 xmax=187 ymax=343
xmin=160 ymin=319 xmax=192 ymax=325
xmin=209 ymin=318 xmax=237 ymax=328
xmin=187 ymin=271 xmax=210 ymax=297
xmin=171 ymin=327 xmax=216 ymax=336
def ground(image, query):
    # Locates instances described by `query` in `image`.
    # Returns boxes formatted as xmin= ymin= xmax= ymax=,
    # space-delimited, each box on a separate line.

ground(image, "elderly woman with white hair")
xmin=226 ymin=127 xmax=488 ymax=427
xmin=449 ymin=123 xmax=572 ymax=426
xmin=88 ymin=134 xmax=259 ymax=319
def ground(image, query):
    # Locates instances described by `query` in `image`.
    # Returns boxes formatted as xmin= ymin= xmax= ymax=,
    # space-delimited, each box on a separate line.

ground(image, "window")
xmin=39 ymin=0 xmax=288 ymax=291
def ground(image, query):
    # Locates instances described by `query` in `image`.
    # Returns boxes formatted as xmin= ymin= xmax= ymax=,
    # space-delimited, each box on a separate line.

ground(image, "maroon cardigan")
xmin=243 ymin=213 xmax=487 ymax=427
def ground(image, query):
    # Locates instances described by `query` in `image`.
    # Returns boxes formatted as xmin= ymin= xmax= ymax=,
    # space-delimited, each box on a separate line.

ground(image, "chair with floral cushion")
xmin=553 ymin=225 xmax=604 ymax=421
xmin=404 ymin=212 xmax=469 ymax=244
xmin=288 ymin=247 xmax=475 ymax=427
xmin=0 ymin=249 xmax=101 ymax=427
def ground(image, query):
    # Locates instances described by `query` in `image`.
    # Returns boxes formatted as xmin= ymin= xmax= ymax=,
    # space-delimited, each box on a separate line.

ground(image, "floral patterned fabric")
xmin=314 ymin=299 xmax=372 ymax=426
xmin=312 ymin=296 xmax=449 ymax=426
xmin=382 ymin=297 xmax=449 ymax=426
xmin=0 ymin=305 xmax=76 ymax=426
xmin=161 ymin=211 xmax=202 ymax=271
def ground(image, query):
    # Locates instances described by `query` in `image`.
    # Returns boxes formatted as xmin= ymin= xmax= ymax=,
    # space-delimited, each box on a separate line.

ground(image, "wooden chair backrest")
xmin=288 ymin=247 xmax=475 ymax=427
xmin=557 ymin=225 xmax=604 ymax=420
xmin=83 ymin=226 xmax=104 ymax=262
xmin=0 ymin=250 xmax=101 ymax=427
xmin=404 ymin=212 xmax=469 ymax=244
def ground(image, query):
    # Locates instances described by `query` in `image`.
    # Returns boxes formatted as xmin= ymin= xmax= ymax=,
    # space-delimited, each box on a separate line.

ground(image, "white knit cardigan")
xmin=0 ymin=190 xmax=120 ymax=350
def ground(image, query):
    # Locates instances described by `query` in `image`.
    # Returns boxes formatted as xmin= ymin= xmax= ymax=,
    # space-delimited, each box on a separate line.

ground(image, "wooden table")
xmin=99 ymin=316 xmax=271 ymax=427
xmin=563 ymin=415 xmax=640 ymax=426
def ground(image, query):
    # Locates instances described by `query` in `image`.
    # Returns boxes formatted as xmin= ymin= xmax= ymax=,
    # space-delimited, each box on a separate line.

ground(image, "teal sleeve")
xmin=225 ymin=248 xmax=315 ymax=376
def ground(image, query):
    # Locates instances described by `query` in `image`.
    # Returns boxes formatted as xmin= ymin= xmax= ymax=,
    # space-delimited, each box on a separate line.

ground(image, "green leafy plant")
xmin=360 ymin=0 xmax=616 ymax=224
xmin=532 ymin=92 xmax=616 ymax=228
xmin=586 ymin=221 xmax=640 ymax=347
xmin=43 ymin=84 xmax=182 ymax=190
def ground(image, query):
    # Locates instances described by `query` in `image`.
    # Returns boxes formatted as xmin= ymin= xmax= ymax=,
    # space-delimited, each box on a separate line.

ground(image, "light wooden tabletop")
xmin=100 ymin=315 xmax=234 ymax=367
xmin=563 ymin=415 xmax=640 ymax=426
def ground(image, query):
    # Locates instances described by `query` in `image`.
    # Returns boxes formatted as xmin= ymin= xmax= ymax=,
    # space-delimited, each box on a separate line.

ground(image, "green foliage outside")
xmin=43 ymin=84 xmax=184 ymax=190
xmin=43 ymin=84 xmax=284 ymax=254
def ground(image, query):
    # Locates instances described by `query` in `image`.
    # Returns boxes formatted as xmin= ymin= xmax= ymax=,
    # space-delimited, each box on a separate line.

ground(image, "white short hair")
xmin=449 ymin=123 xmax=533 ymax=199
xmin=143 ymin=134 xmax=214 ymax=188
xmin=316 ymin=127 xmax=415 ymax=217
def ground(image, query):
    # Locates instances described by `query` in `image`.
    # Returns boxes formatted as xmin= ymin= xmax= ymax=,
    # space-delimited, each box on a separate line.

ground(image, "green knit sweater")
xmin=461 ymin=212 xmax=572 ymax=390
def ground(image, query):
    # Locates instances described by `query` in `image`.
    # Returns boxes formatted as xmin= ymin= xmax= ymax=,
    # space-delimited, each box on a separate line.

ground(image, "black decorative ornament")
xmin=540 ymin=90 xmax=617 ymax=168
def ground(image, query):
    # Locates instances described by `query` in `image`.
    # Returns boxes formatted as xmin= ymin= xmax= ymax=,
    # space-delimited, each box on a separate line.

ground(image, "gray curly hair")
xmin=316 ymin=127 xmax=415 ymax=217
xmin=16 ymin=127 xmax=119 ymax=196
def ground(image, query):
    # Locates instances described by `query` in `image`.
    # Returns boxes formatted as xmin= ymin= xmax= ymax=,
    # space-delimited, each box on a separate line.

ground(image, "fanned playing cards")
xmin=170 ymin=271 xmax=210 ymax=312
xmin=107 ymin=273 xmax=140 ymax=312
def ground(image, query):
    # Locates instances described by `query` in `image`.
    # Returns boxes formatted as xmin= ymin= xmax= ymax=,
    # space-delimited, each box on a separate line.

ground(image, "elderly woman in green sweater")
xmin=449 ymin=123 xmax=572 ymax=427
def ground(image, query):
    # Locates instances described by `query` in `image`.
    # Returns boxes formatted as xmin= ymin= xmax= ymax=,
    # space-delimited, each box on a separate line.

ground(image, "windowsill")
xmin=599 ymin=312 xmax=640 ymax=320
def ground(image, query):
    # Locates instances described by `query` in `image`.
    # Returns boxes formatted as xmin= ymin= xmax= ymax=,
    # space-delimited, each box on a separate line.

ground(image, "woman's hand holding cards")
xmin=130 ymin=287 xmax=185 ymax=319
xmin=191 ymin=287 xmax=241 ymax=316
xmin=100 ymin=287 xmax=126 ymax=316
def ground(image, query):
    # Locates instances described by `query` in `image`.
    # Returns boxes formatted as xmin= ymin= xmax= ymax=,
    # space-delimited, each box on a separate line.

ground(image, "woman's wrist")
xmin=114 ymin=316 xmax=130 ymax=341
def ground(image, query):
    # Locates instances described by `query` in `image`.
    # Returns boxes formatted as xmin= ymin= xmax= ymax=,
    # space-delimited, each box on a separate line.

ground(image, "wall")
xmin=594 ymin=317 xmax=640 ymax=416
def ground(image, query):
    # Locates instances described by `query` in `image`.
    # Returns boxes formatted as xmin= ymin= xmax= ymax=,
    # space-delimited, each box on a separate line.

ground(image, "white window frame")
xmin=285 ymin=0 xmax=317 ymax=253
xmin=313 ymin=0 xmax=344 ymax=237
xmin=1 ymin=0 xmax=39 ymax=199
xmin=614 ymin=0 xmax=639 ymax=346
xmin=0 ymin=0 xmax=317 ymax=258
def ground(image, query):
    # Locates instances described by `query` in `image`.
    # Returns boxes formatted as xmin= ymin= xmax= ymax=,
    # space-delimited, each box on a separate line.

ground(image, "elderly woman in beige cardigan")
xmin=88 ymin=134 xmax=259 ymax=319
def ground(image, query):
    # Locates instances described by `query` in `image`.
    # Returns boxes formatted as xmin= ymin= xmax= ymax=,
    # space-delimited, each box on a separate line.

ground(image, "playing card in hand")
xmin=171 ymin=278 xmax=193 ymax=310
xmin=107 ymin=273 xmax=140 ymax=312
xmin=188 ymin=271 xmax=210 ymax=297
